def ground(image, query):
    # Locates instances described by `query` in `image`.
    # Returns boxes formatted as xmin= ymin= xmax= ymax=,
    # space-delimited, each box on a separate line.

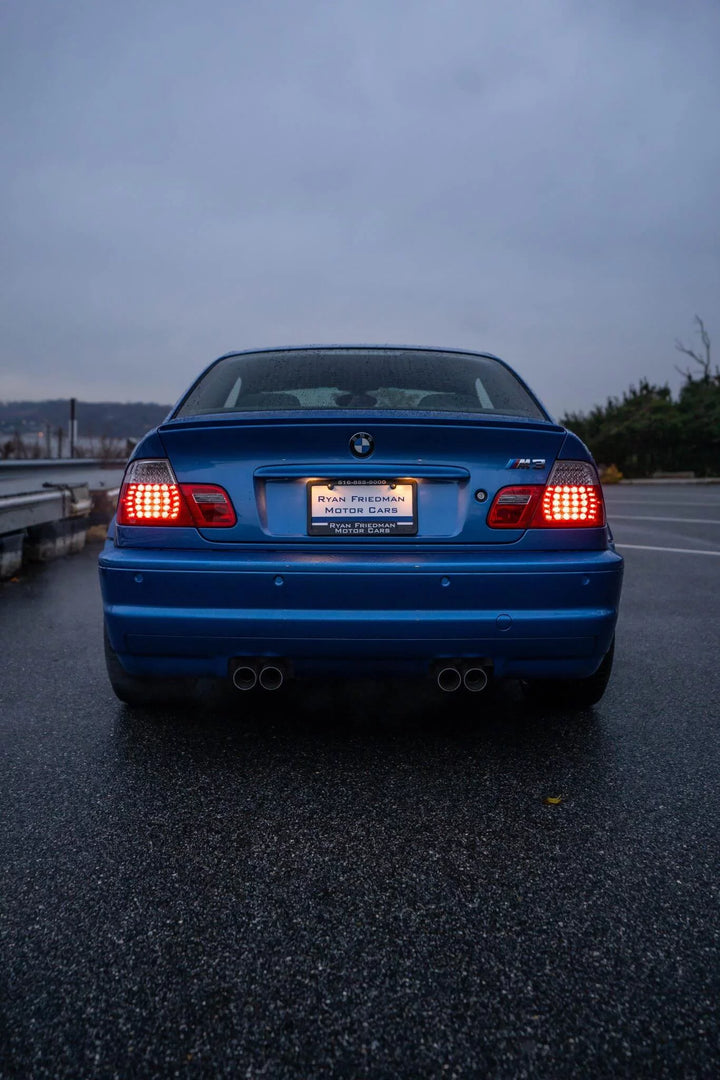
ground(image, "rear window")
xmin=174 ymin=348 xmax=547 ymax=420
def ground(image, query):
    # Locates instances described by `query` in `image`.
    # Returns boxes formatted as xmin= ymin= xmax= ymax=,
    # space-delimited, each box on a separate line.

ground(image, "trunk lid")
xmin=158 ymin=413 xmax=566 ymax=544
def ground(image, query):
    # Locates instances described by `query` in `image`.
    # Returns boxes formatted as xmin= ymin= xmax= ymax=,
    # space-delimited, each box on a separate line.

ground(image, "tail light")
xmin=486 ymin=486 xmax=542 ymax=529
xmin=116 ymin=459 xmax=236 ymax=527
xmin=487 ymin=460 xmax=605 ymax=529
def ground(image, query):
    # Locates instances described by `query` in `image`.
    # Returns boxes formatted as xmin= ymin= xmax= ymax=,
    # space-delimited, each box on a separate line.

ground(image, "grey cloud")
xmin=1 ymin=0 xmax=719 ymax=413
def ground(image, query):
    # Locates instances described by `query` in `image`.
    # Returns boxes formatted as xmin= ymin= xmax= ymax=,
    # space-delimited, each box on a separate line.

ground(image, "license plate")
xmin=308 ymin=479 xmax=417 ymax=536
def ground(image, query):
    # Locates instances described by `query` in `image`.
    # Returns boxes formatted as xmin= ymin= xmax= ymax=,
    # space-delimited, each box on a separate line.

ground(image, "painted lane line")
xmin=616 ymin=543 xmax=720 ymax=556
xmin=610 ymin=515 xmax=720 ymax=525
xmin=605 ymin=500 xmax=720 ymax=507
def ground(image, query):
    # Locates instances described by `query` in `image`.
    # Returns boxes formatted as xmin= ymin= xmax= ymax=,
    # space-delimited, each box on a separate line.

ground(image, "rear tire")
xmin=522 ymin=637 xmax=615 ymax=709
xmin=104 ymin=627 xmax=193 ymax=707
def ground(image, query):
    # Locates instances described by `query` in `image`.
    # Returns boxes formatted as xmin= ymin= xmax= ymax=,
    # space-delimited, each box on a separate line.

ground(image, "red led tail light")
xmin=487 ymin=461 xmax=606 ymax=530
xmin=116 ymin=460 xmax=236 ymax=528
xmin=118 ymin=481 xmax=193 ymax=525
xmin=537 ymin=484 xmax=604 ymax=527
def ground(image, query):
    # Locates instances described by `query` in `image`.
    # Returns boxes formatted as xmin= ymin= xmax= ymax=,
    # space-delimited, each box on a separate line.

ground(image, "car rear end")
xmin=99 ymin=347 xmax=623 ymax=695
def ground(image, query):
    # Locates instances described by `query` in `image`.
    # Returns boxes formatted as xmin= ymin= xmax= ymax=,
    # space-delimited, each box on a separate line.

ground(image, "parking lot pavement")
xmin=1 ymin=505 xmax=719 ymax=1078
xmin=605 ymin=481 xmax=720 ymax=555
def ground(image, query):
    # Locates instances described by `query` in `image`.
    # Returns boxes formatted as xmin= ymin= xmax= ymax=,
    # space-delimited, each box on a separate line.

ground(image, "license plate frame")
xmin=307 ymin=479 xmax=417 ymax=536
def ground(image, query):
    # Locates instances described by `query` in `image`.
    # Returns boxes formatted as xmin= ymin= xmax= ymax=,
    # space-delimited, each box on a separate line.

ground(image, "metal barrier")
xmin=0 ymin=459 xmax=126 ymax=577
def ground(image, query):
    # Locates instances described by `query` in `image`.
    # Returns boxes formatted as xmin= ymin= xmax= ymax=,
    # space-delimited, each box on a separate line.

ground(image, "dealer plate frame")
xmin=307 ymin=478 xmax=418 ymax=536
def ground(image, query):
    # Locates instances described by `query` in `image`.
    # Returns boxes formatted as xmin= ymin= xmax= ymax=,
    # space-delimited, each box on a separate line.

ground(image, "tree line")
xmin=561 ymin=318 xmax=720 ymax=478
xmin=0 ymin=400 xmax=171 ymax=439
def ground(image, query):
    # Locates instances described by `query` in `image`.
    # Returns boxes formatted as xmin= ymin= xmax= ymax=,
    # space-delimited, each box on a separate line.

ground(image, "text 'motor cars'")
xmin=99 ymin=347 xmax=623 ymax=707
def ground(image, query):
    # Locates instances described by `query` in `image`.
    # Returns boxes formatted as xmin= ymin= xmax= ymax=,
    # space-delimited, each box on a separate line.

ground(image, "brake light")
xmin=116 ymin=459 xmax=236 ymax=527
xmin=537 ymin=484 xmax=603 ymax=526
xmin=487 ymin=461 xmax=605 ymax=529
xmin=119 ymin=481 xmax=192 ymax=525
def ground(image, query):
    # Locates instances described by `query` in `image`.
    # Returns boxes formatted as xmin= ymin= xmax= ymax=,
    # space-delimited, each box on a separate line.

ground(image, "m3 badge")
xmin=506 ymin=457 xmax=546 ymax=469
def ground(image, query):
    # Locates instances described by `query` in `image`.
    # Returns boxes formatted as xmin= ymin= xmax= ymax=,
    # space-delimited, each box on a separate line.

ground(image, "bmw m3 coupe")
xmin=99 ymin=346 xmax=623 ymax=707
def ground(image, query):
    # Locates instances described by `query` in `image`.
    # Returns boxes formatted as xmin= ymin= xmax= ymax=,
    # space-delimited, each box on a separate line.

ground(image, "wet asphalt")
xmin=1 ymin=485 xmax=719 ymax=1079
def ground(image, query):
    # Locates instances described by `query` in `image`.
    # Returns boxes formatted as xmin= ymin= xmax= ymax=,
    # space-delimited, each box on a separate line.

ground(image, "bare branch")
xmin=695 ymin=315 xmax=711 ymax=359
xmin=675 ymin=317 xmax=711 ymax=380
xmin=674 ymin=340 xmax=705 ymax=366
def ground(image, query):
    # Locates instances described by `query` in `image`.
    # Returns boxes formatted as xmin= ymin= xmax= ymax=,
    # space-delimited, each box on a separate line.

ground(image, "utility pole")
xmin=69 ymin=398 xmax=77 ymax=458
xmin=57 ymin=427 xmax=64 ymax=458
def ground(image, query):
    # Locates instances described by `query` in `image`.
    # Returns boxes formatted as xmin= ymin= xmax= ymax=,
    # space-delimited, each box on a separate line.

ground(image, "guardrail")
xmin=0 ymin=458 xmax=126 ymax=578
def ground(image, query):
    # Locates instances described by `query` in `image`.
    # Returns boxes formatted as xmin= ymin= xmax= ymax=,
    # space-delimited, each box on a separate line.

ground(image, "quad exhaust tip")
xmin=235 ymin=661 xmax=483 ymax=694
xmin=436 ymin=664 xmax=490 ymax=693
xmin=232 ymin=662 xmax=285 ymax=691
xmin=437 ymin=666 xmax=463 ymax=693
xmin=463 ymin=666 xmax=489 ymax=693
xmin=232 ymin=665 xmax=258 ymax=691
xmin=258 ymin=664 xmax=284 ymax=691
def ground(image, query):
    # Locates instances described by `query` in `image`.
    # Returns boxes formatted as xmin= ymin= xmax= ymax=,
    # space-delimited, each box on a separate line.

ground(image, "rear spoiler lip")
xmin=157 ymin=411 xmax=566 ymax=435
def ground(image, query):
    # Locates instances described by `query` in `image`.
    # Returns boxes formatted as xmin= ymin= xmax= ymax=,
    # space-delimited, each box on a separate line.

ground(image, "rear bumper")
xmin=99 ymin=543 xmax=624 ymax=680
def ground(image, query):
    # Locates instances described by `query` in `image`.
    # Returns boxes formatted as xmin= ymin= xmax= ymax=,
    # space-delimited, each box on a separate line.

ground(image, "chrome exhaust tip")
xmin=258 ymin=664 xmax=284 ymax=691
xmin=232 ymin=665 xmax=258 ymax=691
xmin=463 ymin=666 xmax=489 ymax=693
xmin=437 ymin=666 xmax=462 ymax=693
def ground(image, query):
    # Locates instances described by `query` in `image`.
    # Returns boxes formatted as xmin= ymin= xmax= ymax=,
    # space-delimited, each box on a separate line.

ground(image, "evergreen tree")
xmin=562 ymin=319 xmax=719 ymax=477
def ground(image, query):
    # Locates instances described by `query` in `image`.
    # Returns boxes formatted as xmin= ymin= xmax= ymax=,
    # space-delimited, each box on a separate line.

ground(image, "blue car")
xmin=99 ymin=346 xmax=623 ymax=707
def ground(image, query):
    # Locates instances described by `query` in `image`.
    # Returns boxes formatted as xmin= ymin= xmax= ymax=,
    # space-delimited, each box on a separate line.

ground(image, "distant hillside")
xmin=0 ymin=400 xmax=172 ymax=439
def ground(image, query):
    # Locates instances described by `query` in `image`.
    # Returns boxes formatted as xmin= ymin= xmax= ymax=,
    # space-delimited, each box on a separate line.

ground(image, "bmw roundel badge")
xmin=349 ymin=432 xmax=374 ymax=457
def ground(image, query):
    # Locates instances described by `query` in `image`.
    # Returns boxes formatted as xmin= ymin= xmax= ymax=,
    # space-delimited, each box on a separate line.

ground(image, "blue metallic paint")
xmin=100 ymin=541 xmax=622 ymax=680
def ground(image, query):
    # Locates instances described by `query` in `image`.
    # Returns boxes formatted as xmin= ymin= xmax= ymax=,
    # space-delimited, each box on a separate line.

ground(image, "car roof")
xmin=213 ymin=344 xmax=505 ymax=363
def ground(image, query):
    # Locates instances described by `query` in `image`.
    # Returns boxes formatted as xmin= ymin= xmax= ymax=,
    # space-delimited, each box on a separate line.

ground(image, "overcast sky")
xmin=1 ymin=0 xmax=719 ymax=417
